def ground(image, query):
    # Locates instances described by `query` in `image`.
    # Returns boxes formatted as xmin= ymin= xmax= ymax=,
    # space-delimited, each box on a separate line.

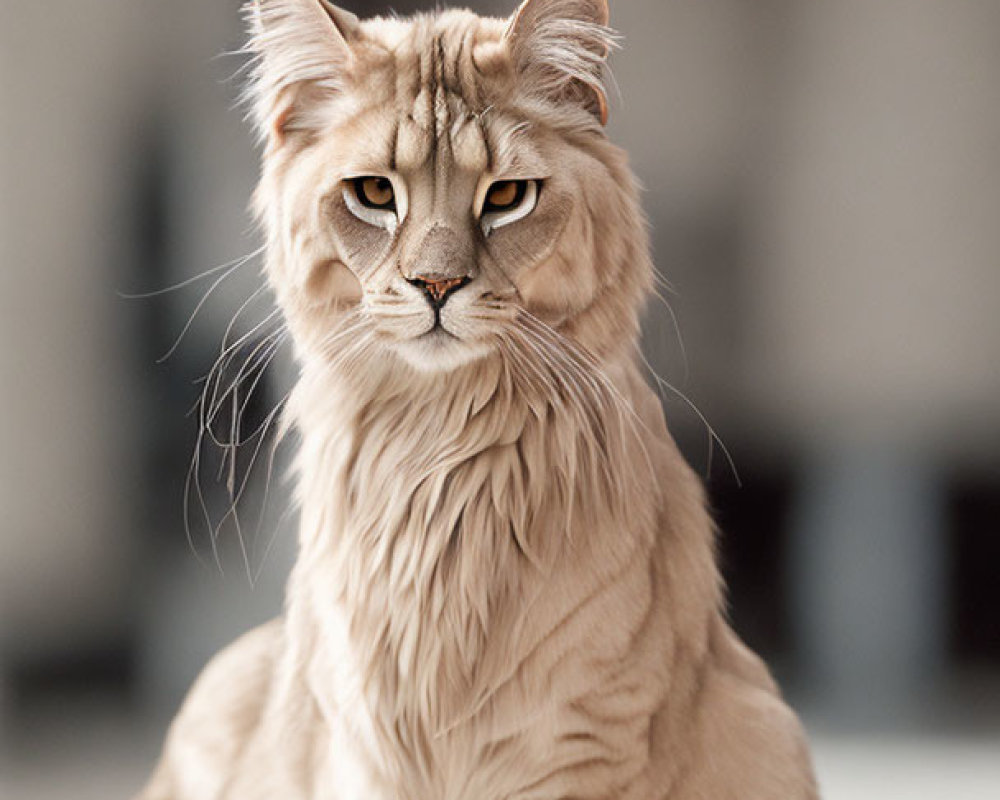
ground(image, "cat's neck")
xmin=283 ymin=348 xmax=659 ymax=723
xmin=289 ymin=349 xmax=649 ymax=567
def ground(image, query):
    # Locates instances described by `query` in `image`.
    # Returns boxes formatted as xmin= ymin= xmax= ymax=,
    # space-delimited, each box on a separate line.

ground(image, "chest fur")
xmin=288 ymin=361 xmax=660 ymax=794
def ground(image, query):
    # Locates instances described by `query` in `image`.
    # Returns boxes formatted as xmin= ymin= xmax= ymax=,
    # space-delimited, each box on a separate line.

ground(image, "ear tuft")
xmin=242 ymin=0 xmax=357 ymax=146
xmin=505 ymin=0 xmax=617 ymax=125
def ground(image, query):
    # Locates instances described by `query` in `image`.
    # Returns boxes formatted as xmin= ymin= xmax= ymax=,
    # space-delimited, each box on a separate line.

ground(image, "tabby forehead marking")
xmin=392 ymin=25 xmax=492 ymax=177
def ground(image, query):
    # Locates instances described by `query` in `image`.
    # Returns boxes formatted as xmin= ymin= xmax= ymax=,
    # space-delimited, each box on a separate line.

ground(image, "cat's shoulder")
xmin=181 ymin=618 xmax=284 ymax=718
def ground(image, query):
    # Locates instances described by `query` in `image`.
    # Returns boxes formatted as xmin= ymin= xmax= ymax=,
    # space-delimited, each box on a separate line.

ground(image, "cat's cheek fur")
xmin=278 ymin=193 xmax=390 ymax=325
xmin=325 ymin=197 xmax=395 ymax=282
xmin=302 ymin=261 xmax=363 ymax=307
xmin=514 ymin=200 xmax=600 ymax=321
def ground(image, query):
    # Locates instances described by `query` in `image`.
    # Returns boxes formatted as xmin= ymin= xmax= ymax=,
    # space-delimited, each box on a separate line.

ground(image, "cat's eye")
xmin=480 ymin=179 xmax=540 ymax=236
xmin=353 ymin=177 xmax=396 ymax=210
xmin=484 ymin=180 xmax=527 ymax=212
xmin=343 ymin=175 xmax=401 ymax=234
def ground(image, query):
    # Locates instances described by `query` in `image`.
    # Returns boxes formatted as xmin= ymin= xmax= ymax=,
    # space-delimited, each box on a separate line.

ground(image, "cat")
xmin=138 ymin=1 xmax=819 ymax=798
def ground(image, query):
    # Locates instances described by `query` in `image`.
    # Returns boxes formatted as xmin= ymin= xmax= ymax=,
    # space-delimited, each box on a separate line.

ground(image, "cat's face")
xmin=249 ymin=0 xmax=648 ymax=372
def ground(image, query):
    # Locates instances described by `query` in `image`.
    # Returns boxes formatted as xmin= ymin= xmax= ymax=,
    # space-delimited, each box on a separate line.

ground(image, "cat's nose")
xmin=407 ymin=274 xmax=471 ymax=309
xmin=403 ymin=224 xmax=476 ymax=308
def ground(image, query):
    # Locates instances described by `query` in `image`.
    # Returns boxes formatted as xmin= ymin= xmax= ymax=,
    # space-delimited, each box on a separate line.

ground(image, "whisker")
xmin=118 ymin=245 xmax=264 ymax=301
xmin=182 ymin=285 xmax=292 ymax=575
xmin=205 ymin=326 xmax=286 ymax=439
xmin=181 ymin=445 xmax=212 ymax=573
xmin=156 ymin=248 xmax=266 ymax=362
xmin=206 ymin=332 xmax=287 ymax=503
xmin=248 ymin=405 xmax=296 ymax=586
xmin=219 ymin=282 xmax=274 ymax=355
xmin=636 ymin=348 xmax=741 ymax=487
xmin=201 ymin=312 xmax=283 ymax=430
xmin=213 ymin=394 xmax=291 ymax=582
xmin=647 ymin=279 xmax=690 ymax=386
xmin=185 ymin=426 xmax=224 ymax=574
xmin=513 ymin=312 xmax=659 ymax=501
xmin=232 ymin=333 xmax=289 ymax=440
xmin=252 ymin=502 xmax=296 ymax=587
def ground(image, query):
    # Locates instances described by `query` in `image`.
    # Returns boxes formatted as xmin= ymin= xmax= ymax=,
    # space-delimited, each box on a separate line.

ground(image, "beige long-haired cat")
xmin=139 ymin=1 xmax=818 ymax=798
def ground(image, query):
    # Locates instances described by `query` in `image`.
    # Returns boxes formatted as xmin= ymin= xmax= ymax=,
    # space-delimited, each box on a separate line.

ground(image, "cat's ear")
xmin=504 ymin=0 xmax=615 ymax=125
xmin=244 ymin=0 xmax=360 ymax=147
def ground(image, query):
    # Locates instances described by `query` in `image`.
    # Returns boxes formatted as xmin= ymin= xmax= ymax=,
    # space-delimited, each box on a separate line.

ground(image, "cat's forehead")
xmin=360 ymin=10 xmax=507 ymax=81
xmin=346 ymin=11 xmax=536 ymax=176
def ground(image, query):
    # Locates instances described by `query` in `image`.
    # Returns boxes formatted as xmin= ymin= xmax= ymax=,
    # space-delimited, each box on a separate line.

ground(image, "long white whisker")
xmin=201 ymin=311 xmax=283 ymax=432
xmin=636 ymin=348 xmax=741 ymax=487
xmin=157 ymin=249 xmax=266 ymax=362
xmin=205 ymin=326 xmax=286 ymax=439
xmin=219 ymin=282 xmax=273 ymax=352
xmin=647 ymin=280 xmax=690 ymax=386
xmin=207 ymin=331 xmax=287 ymax=502
xmin=185 ymin=426 xmax=224 ymax=574
xmin=118 ymin=245 xmax=264 ymax=301
xmin=252 ymin=503 xmax=296 ymax=587
xmin=213 ymin=394 xmax=291 ymax=582
xmin=248 ymin=405 xmax=296 ymax=586
xmin=232 ymin=332 xmax=289 ymax=442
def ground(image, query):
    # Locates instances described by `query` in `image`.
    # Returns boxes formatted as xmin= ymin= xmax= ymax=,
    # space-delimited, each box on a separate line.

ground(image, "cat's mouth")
xmin=421 ymin=325 xmax=458 ymax=343
xmin=393 ymin=325 xmax=490 ymax=373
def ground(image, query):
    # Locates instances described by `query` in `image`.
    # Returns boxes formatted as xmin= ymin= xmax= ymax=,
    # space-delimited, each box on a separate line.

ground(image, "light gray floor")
xmin=2 ymin=702 xmax=998 ymax=800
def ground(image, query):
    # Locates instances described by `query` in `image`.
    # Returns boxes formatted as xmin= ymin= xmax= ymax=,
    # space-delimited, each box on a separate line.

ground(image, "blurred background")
xmin=1 ymin=1 xmax=998 ymax=797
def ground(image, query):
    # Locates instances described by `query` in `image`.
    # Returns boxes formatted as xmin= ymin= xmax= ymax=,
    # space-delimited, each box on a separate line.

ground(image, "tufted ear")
xmin=504 ymin=0 xmax=615 ymax=125
xmin=244 ymin=0 xmax=360 ymax=146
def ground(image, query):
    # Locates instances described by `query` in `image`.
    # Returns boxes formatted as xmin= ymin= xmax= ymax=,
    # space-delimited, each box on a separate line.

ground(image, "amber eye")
xmin=484 ymin=180 xmax=528 ymax=213
xmin=353 ymin=176 xmax=396 ymax=210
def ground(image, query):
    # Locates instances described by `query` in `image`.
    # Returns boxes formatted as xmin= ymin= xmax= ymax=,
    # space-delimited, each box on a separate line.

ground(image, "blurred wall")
xmin=0 ymin=0 xmax=265 ymax=665
xmin=745 ymin=0 xmax=1000 ymax=459
xmin=0 ymin=1 xmax=152 ymax=657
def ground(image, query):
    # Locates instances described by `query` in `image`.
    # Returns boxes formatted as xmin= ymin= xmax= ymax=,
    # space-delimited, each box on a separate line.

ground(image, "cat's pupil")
xmin=358 ymin=177 xmax=394 ymax=209
xmin=487 ymin=181 xmax=523 ymax=210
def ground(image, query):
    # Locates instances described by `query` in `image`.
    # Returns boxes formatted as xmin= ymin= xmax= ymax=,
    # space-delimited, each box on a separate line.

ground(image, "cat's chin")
xmin=392 ymin=329 xmax=492 ymax=374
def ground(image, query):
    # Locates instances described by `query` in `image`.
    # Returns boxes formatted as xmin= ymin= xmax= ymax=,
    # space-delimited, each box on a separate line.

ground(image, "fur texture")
xmin=139 ymin=1 xmax=818 ymax=798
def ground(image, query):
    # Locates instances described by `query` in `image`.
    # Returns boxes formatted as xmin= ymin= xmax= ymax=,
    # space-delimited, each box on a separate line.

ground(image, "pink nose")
xmin=409 ymin=275 xmax=470 ymax=307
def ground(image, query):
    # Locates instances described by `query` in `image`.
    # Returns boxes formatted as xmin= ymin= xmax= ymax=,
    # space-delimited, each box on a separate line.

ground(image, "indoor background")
xmin=1 ymin=1 xmax=998 ymax=797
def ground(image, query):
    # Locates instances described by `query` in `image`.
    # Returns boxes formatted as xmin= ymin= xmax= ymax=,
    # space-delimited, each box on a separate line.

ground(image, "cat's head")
xmin=246 ymin=0 xmax=650 ymax=373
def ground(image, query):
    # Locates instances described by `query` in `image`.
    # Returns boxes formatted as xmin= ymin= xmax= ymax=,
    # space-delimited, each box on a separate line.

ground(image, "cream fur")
xmin=138 ymin=1 xmax=818 ymax=798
